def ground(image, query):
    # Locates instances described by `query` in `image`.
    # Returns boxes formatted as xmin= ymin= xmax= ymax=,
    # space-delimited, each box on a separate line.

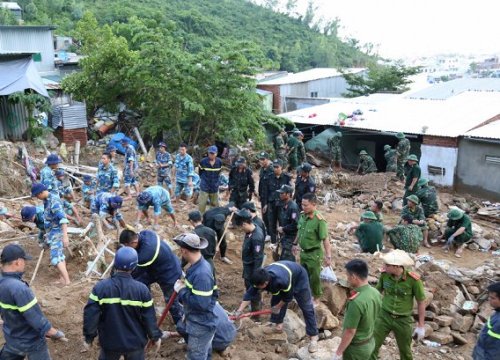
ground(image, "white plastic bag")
xmin=320 ymin=266 xmax=337 ymax=283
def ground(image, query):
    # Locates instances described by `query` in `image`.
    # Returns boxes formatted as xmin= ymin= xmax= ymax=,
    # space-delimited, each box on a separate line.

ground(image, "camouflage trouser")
xmin=276 ymin=150 xmax=288 ymax=169
xmin=396 ymin=157 xmax=407 ymax=179
xmin=331 ymin=149 xmax=341 ymax=163
xmin=386 ymin=163 xmax=397 ymax=172
xmin=48 ymin=229 xmax=65 ymax=266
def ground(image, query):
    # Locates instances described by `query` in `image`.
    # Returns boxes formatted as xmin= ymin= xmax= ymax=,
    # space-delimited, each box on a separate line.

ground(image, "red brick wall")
xmin=422 ymin=135 xmax=458 ymax=148
xmin=257 ymin=84 xmax=281 ymax=113
xmin=55 ymin=128 xmax=88 ymax=146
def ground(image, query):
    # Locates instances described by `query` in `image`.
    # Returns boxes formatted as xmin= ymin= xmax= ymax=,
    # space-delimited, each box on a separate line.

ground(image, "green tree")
xmin=8 ymin=91 xmax=51 ymax=141
xmin=0 ymin=8 xmax=17 ymax=24
xmin=24 ymin=1 xmax=38 ymax=21
xmin=342 ymin=63 xmax=421 ymax=97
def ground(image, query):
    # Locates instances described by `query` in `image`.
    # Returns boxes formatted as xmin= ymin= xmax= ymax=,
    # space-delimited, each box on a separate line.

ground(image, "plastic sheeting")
xmin=0 ymin=57 xmax=49 ymax=97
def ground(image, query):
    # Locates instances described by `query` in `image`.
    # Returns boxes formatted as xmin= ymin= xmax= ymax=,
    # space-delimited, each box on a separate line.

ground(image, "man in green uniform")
xmin=351 ymin=211 xmax=384 ymax=253
xmin=384 ymin=145 xmax=397 ymax=173
xmin=396 ymin=132 xmax=411 ymax=180
xmin=440 ymin=208 xmax=473 ymax=257
xmin=296 ymin=131 xmax=306 ymax=167
xmin=387 ymin=214 xmax=423 ymax=253
xmin=401 ymin=195 xmax=430 ymax=248
xmin=333 ymin=259 xmax=381 ymax=360
xmin=370 ymin=200 xmax=384 ymax=223
xmin=370 ymin=250 xmax=426 ymax=360
xmin=403 ymin=154 xmax=421 ymax=206
xmin=415 ymin=178 xmax=439 ymax=218
xmin=273 ymin=128 xmax=288 ymax=169
xmin=293 ymin=193 xmax=331 ymax=305
xmin=287 ymin=132 xmax=300 ymax=173
xmin=327 ymin=132 xmax=343 ymax=170
xmin=357 ymin=150 xmax=377 ymax=175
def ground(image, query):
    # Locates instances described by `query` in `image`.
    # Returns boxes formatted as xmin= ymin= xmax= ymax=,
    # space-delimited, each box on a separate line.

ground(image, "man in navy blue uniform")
xmin=235 ymin=261 xmax=319 ymax=353
xmin=119 ymin=229 xmax=183 ymax=324
xmin=198 ymin=145 xmax=222 ymax=214
xmin=83 ymin=247 xmax=162 ymax=359
xmin=173 ymin=233 xmax=218 ymax=360
xmin=0 ymin=244 xmax=66 ymax=360
xmin=473 ymin=281 xmax=500 ymax=360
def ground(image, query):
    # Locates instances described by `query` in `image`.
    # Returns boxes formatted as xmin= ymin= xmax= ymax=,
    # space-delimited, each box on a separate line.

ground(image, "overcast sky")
xmin=258 ymin=0 xmax=500 ymax=59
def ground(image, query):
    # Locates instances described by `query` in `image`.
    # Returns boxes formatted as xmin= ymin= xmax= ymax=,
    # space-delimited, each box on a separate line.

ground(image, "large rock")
xmin=283 ymin=310 xmax=307 ymax=344
xmin=296 ymin=337 xmax=341 ymax=360
xmin=472 ymin=316 xmax=485 ymax=333
xmin=247 ymin=325 xmax=288 ymax=345
xmin=314 ymin=303 xmax=339 ymax=330
xmin=451 ymin=331 xmax=469 ymax=345
xmin=477 ymin=301 xmax=494 ymax=322
xmin=451 ymin=314 xmax=474 ymax=333
xmin=322 ymin=284 xmax=348 ymax=316
xmin=392 ymin=199 xmax=403 ymax=211
xmin=435 ymin=315 xmax=454 ymax=327
xmin=427 ymin=331 xmax=453 ymax=345
xmin=424 ymin=323 xmax=434 ymax=337
xmin=474 ymin=238 xmax=492 ymax=251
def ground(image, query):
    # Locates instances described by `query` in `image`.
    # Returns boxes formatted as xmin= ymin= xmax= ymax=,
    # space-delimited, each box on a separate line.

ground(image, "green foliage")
xmin=8 ymin=91 xmax=51 ymax=140
xmin=342 ymin=63 xmax=421 ymax=97
xmin=0 ymin=8 xmax=17 ymax=25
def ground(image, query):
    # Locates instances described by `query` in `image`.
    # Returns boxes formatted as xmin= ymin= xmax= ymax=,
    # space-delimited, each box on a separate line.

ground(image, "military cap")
xmin=406 ymin=195 xmax=420 ymax=204
xmin=359 ymin=150 xmax=368 ymax=156
xmin=448 ymin=208 xmax=464 ymax=221
xmin=361 ymin=211 xmax=377 ymax=220
xmin=407 ymin=154 xmax=419 ymax=162
xmin=396 ymin=132 xmax=405 ymax=139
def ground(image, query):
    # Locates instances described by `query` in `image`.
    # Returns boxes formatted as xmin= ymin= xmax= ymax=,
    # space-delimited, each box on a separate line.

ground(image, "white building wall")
xmin=420 ymin=145 xmax=458 ymax=186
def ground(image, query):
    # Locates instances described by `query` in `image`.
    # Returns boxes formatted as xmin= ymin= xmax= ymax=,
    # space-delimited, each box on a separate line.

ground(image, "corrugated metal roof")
xmin=51 ymin=102 xmax=87 ymax=130
xmin=0 ymin=25 xmax=56 ymax=30
xmin=0 ymin=2 xmax=21 ymax=10
xmin=464 ymin=120 xmax=500 ymax=140
xmin=280 ymin=91 xmax=500 ymax=138
xmin=258 ymin=68 xmax=365 ymax=86
xmin=406 ymin=78 xmax=500 ymax=100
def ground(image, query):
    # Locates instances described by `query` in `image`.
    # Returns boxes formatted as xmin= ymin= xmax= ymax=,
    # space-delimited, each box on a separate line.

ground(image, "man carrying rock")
xmin=473 ymin=281 xmax=500 ymax=360
xmin=370 ymin=250 xmax=426 ymax=360
xmin=235 ymin=261 xmax=319 ymax=353
xmin=403 ymin=154 xmax=421 ymax=205
xmin=333 ymin=259 xmax=381 ymax=360
xmin=350 ymin=211 xmax=384 ymax=254
xmin=440 ymin=208 xmax=473 ymax=258
xmin=401 ymin=195 xmax=430 ymax=248
xmin=386 ymin=214 xmax=423 ymax=253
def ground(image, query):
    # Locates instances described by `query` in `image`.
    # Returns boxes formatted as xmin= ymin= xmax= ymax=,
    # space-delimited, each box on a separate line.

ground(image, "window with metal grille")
xmin=485 ymin=155 xmax=500 ymax=165
xmin=428 ymin=165 xmax=446 ymax=176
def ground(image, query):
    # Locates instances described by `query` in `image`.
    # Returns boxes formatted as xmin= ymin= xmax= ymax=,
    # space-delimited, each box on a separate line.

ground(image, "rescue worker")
xmin=55 ymin=169 xmax=82 ymax=226
xmin=472 ymin=281 xmax=500 ymax=360
xmin=83 ymin=247 xmax=163 ymax=359
xmin=172 ymin=143 xmax=195 ymax=201
xmin=262 ymin=159 xmax=291 ymax=245
xmin=188 ymin=210 xmax=218 ymax=276
xmin=218 ymin=173 xmax=229 ymax=193
xmin=294 ymin=163 xmax=316 ymax=211
xmin=333 ymin=259 xmax=381 ymax=360
xmin=91 ymin=192 xmax=125 ymax=230
xmin=396 ymin=132 xmax=411 ymax=180
xmin=106 ymin=144 xmax=118 ymax=165
xmin=171 ymin=302 xmax=236 ymax=355
xmin=119 ymin=229 xmax=184 ymax=325
xmin=384 ymin=144 xmax=397 ymax=173
xmin=270 ymin=185 xmax=299 ymax=261
xmin=287 ymin=131 xmax=300 ymax=173
xmin=403 ymin=154 xmax=421 ymax=205
xmin=82 ymin=174 xmax=96 ymax=208
xmin=191 ymin=172 xmax=201 ymax=204
xmin=257 ymin=151 xmax=273 ymax=236
xmin=235 ymin=209 xmax=265 ymax=317
xmin=228 ymin=157 xmax=255 ymax=209
xmin=156 ymin=142 xmax=173 ymax=192
xmin=293 ymin=193 xmax=331 ymax=305
xmin=198 ymin=145 xmax=222 ymax=213
xmin=415 ymin=178 xmax=439 ymax=218
xmin=241 ymin=201 xmax=267 ymax=238
xmin=21 ymin=205 xmax=45 ymax=247
xmin=136 ymin=185 xmax=176 ymax=230
xmin=97 ymin=152 xmax=119 ymax=194
xmin=173 ymin=233 xmax=218 ymax=360
xmin=121 ymin=138 xmax=140 ymax=200
xmin=327 ymin=132 xmax=342 ymax=169
xmin=387 ymin=214 xmax=423 ymax=254
xmin=40 ymin=154 xmax=61 ymax=194
xmin=370 ymin=200 xmax=384 ymax=223
xmin=202 ymin=203 xmax=238 ymax=265
xmin=31 ymin=183 xmax=70 ymax=285
xmin=0 ymin=244 xmax=67 ymax=359
xmin=440 ymin=208 xmax=473 ymax=257
xmin=370 ymin=250 xmax=426 ymax=360
xmin=357 ymin=150 xmax=377 ymax=174
xmin=273 ymin=127 xmax=288 ymax=169
xmin=351 ymin=211 xmax=384 ymax=254
xmin=296 ymin=131 xmax=306 ymax=167
xmin=400 ymin=195 xmax=430 ymax=248
xmin=236 ymin=261 xmax=319 ymax=353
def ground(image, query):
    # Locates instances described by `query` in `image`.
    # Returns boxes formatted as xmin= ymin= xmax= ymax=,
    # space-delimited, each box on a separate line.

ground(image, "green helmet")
xmin=361 ymin=211 xmax=378 ymax=220
xmin=417 ymin=178 xmax=428 ymax=187
xmin=448 ymin=208 xmax=464 ymax=220
xmin=359 ymin=150 xmax=368 ymax=156
xmin=406 ymin=195 xmax=420 ymax=205
xmin=407 ymin=154 xmax=419 ymax=162
xmin=396 ymin=132 xmax=405 ymax=139
xmin=384 ymin=145 xmax=391 ymax=151
xmin=335 ymin=132 xmax=343 ymax=138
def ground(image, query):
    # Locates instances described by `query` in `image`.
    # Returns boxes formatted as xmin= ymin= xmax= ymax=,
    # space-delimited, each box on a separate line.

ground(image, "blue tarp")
xmin=0 ymin=57 xmax=49 ymax=97
xmin=109 ymin=132 xmax=138 ymax=155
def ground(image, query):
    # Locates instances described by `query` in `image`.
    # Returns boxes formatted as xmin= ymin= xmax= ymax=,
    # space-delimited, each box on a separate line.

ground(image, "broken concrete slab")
xmin=283 ymin=310 xmax=306 ymax=344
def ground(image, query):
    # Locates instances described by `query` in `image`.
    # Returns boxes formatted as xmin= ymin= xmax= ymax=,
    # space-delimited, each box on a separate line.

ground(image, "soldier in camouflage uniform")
xmin=396 ymin=132 xmax=410 ymax=180
xmin=384 ymin=145 xmax=397 ymax=173
xmin=327 ymin=132 xmax=342 ymax=169
xmin=296 ymin=131 xmax=306 ymax=167
xmin=400 ymin=195 xmax=430 ymax=248
xmin=387 ymin=214 xmax=423 ymax=253
xmin=415 ymin=178 xmax=439 ymax=218
xmin=287 ymin=132 xmax=300 ymax=173
xmin=273 ymin=128 xmax=288 ymax=170
xmin=357 ymin=150 xmax=377 ymax=175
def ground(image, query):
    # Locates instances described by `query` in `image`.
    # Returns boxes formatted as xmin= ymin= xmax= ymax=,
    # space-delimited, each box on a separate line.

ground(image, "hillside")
xmin=15 ymin=0 xmax=372 ymax=71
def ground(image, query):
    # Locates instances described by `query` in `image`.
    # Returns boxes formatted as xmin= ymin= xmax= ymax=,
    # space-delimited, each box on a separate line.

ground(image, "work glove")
xmin=161 ymin=331 xmax=171 ymax=340
xmin=413 ymin=326 xmax=426 ymax=341
xmin=271 ymin=305 xmax=281 ymax=315
xmin=232 ymin=310 xmax=242 ymax=319
xmin=51 ymin=330 xmax=68 ymax=342
xmin=174 ymin=279 xmax=185 ymax=293
xmin=447 ymin=235 xmax=455 ymax=245
xmin=153 ymin=338 xmax=162 ymax=352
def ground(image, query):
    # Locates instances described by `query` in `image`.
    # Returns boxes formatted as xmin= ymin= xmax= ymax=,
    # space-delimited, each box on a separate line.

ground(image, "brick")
xmin=54 ymin=128 xmax=88 ymax=146
xmin=422 ymin=135 xmax=458 ymax=148
xmin=435 ymin=315 xmax=454 ymax=327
